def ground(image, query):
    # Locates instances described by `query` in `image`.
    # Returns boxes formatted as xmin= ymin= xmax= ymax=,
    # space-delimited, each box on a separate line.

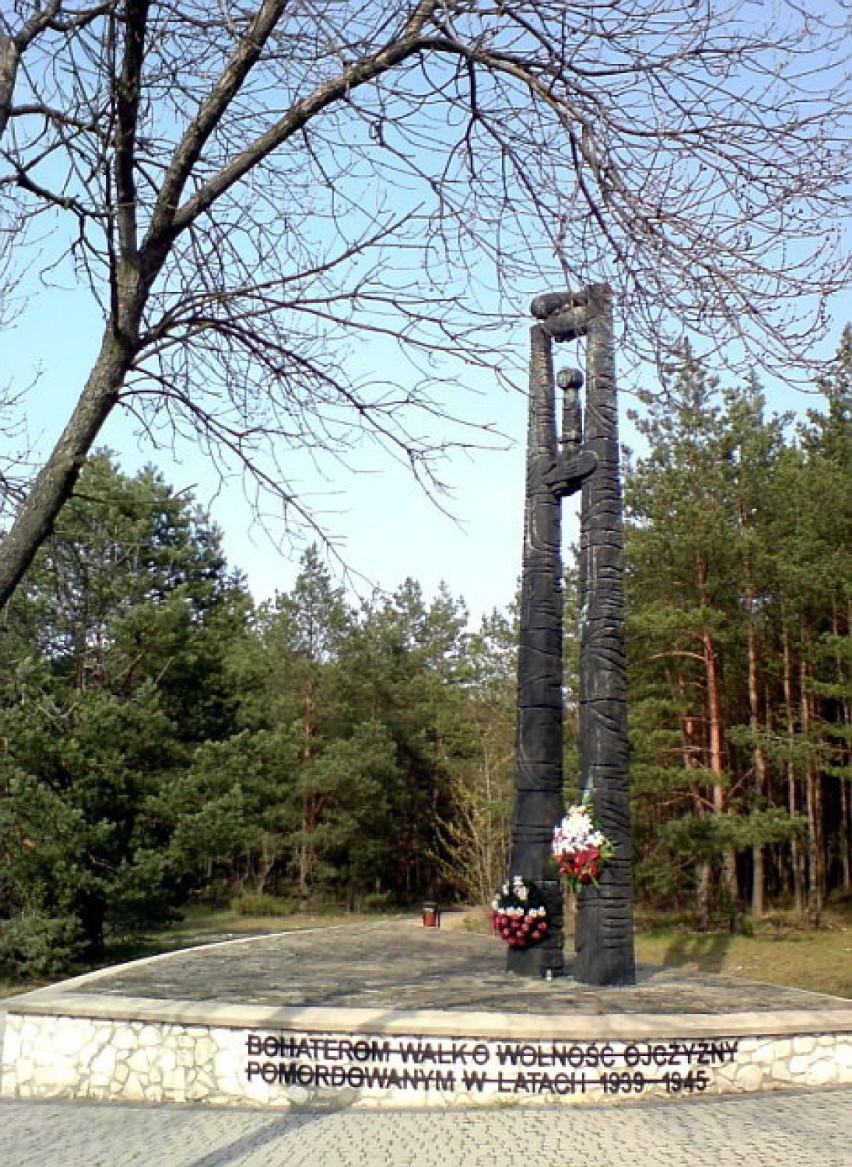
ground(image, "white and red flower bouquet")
xmin=552 ymin=794 xmax=615 ymax=891
xmin=490 ymin=875 xmax=549 ymax=949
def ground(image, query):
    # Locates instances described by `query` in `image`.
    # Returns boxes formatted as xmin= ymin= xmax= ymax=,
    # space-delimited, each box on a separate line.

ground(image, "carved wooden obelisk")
xmin=507 ymin=307 xmax=595 ymax=978
xmin=573 ymin=285 xmax=635 ymax=985
xmin=509 ymin=285 xmax=635 ymax=985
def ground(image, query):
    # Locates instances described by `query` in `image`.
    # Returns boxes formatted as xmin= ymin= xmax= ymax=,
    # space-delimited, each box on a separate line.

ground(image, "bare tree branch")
xmin=0 ymin=0 xmax=848 ymax=609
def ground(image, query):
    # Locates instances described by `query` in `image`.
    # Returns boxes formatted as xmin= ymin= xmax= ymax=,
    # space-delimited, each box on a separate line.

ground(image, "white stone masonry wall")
xmin=3 ymin=1012 xmax=852 ymax=1109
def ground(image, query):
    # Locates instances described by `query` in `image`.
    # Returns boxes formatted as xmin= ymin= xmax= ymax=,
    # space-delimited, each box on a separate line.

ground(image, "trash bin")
xmin=422 ymin=901 xmax=440 ymax=927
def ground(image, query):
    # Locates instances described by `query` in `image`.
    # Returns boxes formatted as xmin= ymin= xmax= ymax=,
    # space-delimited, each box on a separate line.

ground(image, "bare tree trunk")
xmin=298 ymin=677 xmax=318 ymax=906
xmin=0 ymin=2 xmax=62 ymax=140
xmin=838 ymin=602 xmax=851 ymax=893
xmin=253 ymin=846 xmax=275 ymax=895
xmin=0 ymin=0 xmax=153 ymax=609
xmin=781 ymin=624 xmax=805 ymax=912
xmin=695 ymin=850 xmax=712 ymax=931
xmin=0 ymin=326 xmax=136 ymax=607
xmin=680 ymin=687 xmax=711 ymax=924
xmin=746 ymin=597 xmax=768 ymax=916
xmin=0 ymin=35 xmax=20 ymax=141
xmin=800 ymin=657 xmax=823 ymax=928
xmin=699 ymin=565 xmax=739 ymax=913
xmin=841 ymin=772 xmax=851 ymax=893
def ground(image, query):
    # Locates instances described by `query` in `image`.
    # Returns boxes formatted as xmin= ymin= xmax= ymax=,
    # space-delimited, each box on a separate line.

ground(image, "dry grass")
xmin=633 ymin=903 xmax=852 ymax=999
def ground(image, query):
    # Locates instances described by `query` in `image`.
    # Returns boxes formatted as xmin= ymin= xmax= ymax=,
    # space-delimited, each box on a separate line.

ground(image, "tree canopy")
xmin=625 ymin=331 xmax=850 ymax=925
xmin=0 ymin=335 xmax=849 ymax=979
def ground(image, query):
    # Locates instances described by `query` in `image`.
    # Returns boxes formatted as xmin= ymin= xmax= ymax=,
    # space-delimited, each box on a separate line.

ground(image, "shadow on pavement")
xmin=663 ymin=931 xmax=733 ymax=974
xmin=188 ymin=1110 xmax=319 ymax=1167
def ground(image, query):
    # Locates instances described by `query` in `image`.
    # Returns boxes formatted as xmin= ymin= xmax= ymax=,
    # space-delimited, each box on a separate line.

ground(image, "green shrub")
xmin=0 ymin=912 xmax=83 ymax=979
xmin=230 ymin=892 xmax=289 ymax=917
xmin=359 ymin=891 xmax=395 ymax=913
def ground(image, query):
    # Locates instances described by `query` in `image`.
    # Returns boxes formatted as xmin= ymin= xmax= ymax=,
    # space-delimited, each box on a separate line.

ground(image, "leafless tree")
xmin=0 ymin=0 xmax=848 ymax=607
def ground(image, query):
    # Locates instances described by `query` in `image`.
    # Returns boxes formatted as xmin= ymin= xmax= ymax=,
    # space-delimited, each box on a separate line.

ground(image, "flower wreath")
xmin=491 ymin=875 xmax=549 ymax=949
xmin=552 ymin=792 xmax=615 ymax=891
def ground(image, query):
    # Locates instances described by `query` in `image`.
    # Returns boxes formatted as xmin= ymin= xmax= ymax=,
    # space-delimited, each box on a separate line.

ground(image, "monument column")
xmin=507 ymin=323 xmax=566 ymax=977
xmin=573 ymin=284 xmax=636 ymax=985
xmin=510 ymin=285 xmax=635 ymax=985
xmin=508 ymin=311 xmax=597 ymax=978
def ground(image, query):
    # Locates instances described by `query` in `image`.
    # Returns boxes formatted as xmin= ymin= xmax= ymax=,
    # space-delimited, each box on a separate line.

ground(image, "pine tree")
xmin=0 ymin=455 xmax=247 ymax=972
xmin=626 ymin=350 xmax=741 ymax=924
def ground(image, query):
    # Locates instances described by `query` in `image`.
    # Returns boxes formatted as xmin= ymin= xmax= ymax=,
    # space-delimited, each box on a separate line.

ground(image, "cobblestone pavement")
xmin=3 ymin=923 xmax=851 ymax=1164
xmin=2 ymin=1088 xmax=851 ymax=1167
xmin=37 ymin=920 xmax=852 ymax=1018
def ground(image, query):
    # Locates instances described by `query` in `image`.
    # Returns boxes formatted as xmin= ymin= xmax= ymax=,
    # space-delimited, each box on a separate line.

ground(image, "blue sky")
xmin=4 ymin=275 xmax=531 ymax=618
xmin=5 ymin=274 xmax=849 ymax=625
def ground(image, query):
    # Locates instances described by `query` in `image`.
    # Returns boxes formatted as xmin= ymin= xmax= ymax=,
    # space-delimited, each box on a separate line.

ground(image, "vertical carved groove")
xmin=574 ymin=284 xmax=636 ymax=986
xmin=508 ymin=324 xmax=565 ymax=977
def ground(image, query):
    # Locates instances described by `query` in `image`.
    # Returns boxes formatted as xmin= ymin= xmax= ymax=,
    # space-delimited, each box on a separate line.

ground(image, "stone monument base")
xmin=2 ymin=921 xmax=850 ymax=1109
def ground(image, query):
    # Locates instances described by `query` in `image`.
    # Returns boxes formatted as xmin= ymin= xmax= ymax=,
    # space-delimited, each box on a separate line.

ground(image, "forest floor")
xmin=632 ymin=903 xmax=852 ymax=999
xmin=2 ymin=896 xmax=850 ymax=1001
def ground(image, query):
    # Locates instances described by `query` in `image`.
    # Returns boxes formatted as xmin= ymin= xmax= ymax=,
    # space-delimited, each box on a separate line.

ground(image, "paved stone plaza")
xmin=8 ymin=918 xmax=851 ymax=1016
xmin=1 ymin=919 xmax=851 ymax=1162
xmin=2 ymin=1088 xmax=851 ymax=1166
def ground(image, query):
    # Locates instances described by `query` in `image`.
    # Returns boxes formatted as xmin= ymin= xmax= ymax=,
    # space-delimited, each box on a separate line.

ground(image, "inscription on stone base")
xmin=244 ymin=1032 xmax=738 ymax=1100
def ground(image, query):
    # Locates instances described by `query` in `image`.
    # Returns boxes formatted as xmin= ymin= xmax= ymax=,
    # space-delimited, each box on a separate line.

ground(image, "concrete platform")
xmin=2 ymin=919 xmax=851 ymax=1110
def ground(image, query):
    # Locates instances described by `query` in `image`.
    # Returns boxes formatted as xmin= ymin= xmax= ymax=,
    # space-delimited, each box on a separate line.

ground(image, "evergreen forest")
xmin=1 ymin=333 xmax=849 ymax=979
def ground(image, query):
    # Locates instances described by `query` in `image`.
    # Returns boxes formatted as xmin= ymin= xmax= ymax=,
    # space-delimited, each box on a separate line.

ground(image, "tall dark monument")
xmin=508 ymin=284 xmax=635 ymax=986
